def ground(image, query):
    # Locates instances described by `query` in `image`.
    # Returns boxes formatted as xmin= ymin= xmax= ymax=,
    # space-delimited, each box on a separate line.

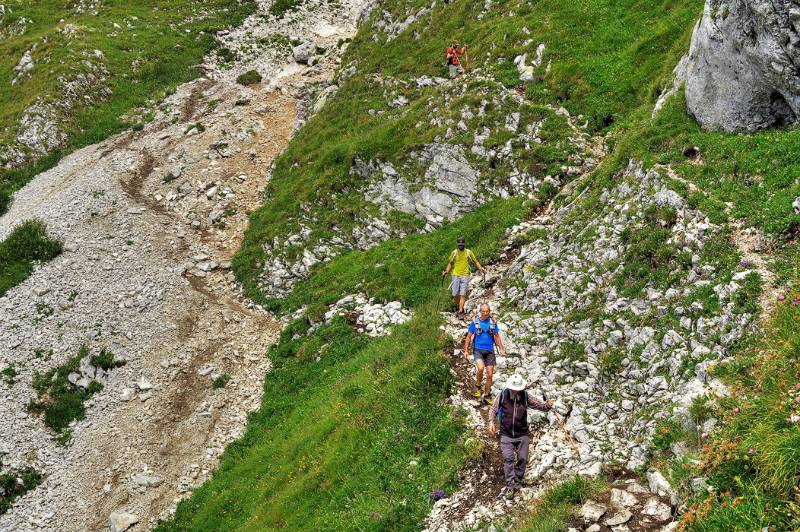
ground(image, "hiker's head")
xmin=457 ymin=236 xmax=465 ymax=250
xmin=507 ymin=373 xmax=526 ymax=394
xmin=479 ymin=303 xmax=490 ymax=320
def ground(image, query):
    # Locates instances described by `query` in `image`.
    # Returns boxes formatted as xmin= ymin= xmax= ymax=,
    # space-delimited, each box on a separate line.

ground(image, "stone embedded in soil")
xmin=642 ymin=497 xmax=672 ymax=521
xmin=578 ymin=500 xmax=607 ymax=523
xmin=610 ymin=487 xmax=639 ymax=508
xmin=603 ymin=508 xmax=633 ymax=526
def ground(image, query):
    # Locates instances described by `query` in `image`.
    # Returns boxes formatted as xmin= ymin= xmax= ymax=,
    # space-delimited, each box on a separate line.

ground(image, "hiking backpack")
xmin=496 ymin=389 xmax=528 ymax=422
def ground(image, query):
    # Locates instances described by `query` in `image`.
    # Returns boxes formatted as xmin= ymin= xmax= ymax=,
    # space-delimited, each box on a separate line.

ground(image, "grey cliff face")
xmin=685 ymin=0 xmax=800 ymax=132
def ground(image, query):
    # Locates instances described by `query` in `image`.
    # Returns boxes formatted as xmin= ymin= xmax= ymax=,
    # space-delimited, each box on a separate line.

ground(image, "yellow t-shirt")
xmin=449 ymin=248 xmax=477 ymax=276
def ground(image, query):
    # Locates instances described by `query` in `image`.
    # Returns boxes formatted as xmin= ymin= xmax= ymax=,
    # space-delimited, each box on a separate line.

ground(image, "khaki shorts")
xmin=451 ymin=275 xmax=469 ymax=296
xmin=449 ymin=64 xmax=464 ymax=77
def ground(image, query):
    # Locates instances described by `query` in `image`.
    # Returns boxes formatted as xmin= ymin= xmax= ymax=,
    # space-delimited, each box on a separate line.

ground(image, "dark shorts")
xmin=473 ymin=348 xmax=496 ymax=367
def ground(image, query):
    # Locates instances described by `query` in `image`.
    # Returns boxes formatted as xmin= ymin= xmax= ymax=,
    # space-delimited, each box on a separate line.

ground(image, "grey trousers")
xmin=500 ymin=434 xmax=530 ymax=487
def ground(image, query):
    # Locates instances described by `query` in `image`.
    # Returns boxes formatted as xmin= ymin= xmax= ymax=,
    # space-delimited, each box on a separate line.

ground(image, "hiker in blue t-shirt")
xmin=463 ymin=302 xmax=506 ymax=404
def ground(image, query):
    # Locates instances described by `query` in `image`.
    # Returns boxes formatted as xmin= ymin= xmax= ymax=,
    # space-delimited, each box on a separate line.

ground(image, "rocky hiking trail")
xmin=425 ymin=206 xmax=683 ymax=531
xmin=0 ymin=0 xmax=368 ymax=530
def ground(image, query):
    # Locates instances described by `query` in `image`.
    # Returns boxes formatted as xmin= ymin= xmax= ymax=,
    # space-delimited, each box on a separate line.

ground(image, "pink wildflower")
xmin=748 ymin=448 xmax=754 ymax=454
xmin=732 ymin=407 xmax=740 ymax=414
xmin=701 ymin=432 xmax=708 ymax=439
xmin=778 ymin=294 xmax=787 ymax=302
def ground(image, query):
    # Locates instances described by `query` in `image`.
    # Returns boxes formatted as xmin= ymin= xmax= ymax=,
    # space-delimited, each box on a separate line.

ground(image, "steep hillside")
xmin=167 ymin=0 xmax=798 ymax=529
xmin=2 ymin=0 xmax=799 ymax=530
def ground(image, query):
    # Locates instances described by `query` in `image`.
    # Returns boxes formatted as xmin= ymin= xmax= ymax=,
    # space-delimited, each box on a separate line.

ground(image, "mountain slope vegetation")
xmin=0 ymin=0 xmax=783 ymax=529
xmin=0 ymin=0 xmax=256 ymax=215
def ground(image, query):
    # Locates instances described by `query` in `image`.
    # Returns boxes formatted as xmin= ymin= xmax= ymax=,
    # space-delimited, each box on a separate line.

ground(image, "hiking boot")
xmin=473 ymin=387 xmax=482 ymax=398
xmin=503 ymin=486 xmax=516 ymax=500
xmin=483 ymin=393 xmax=494 ymax=405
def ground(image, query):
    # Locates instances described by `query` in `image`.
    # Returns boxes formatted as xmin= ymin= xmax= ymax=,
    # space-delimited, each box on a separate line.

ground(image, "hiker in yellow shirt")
xmin=442 ymin=237 xmax=485 ymax=317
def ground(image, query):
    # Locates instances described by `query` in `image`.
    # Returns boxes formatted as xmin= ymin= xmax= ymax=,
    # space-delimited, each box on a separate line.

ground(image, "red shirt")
xmin=447 ymin=47 xmax=465 ymax=65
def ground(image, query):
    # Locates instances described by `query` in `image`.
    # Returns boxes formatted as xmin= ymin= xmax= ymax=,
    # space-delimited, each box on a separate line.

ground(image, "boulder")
xmin=685 ymin=0 xmax=800 ymax=132
xmin=109 ymin=511 xmax=138 ymax=532
xmin=292 ymin=42 xmax=314 ymax=64
xmin=578 ymin=500 xmax=607 ymax=523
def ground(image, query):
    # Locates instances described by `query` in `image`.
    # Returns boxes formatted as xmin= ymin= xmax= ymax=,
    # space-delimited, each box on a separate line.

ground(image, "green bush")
xmin=0 ymin=220 xmax=63 ymax=297
xmin=236 ymin=70 xmax=263 ymax=86
xmin=212 ymin=373 xmax=231 ymax=389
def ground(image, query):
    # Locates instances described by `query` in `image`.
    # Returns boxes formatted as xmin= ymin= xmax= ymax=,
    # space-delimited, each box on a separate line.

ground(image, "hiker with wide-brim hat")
xmin=442 ymin=236 xmax=484 ymax=317
xmin=463 ymin=302 xmax=504 ymax=404
xmin=488 ymin=373 xmax=553 ymax=499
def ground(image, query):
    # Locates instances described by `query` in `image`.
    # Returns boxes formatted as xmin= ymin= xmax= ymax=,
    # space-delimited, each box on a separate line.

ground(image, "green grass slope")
xmin=0 ymin=0 xmax=256 ymax=215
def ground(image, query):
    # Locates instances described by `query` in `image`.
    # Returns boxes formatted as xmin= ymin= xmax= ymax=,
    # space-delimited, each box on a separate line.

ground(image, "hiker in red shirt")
xmin=446 ymin=42 xmax=467 ymax=78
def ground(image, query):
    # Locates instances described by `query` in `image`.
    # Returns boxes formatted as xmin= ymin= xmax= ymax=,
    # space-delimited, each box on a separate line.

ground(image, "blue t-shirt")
xmin=469 ymin=318 xmax=498 ymax=350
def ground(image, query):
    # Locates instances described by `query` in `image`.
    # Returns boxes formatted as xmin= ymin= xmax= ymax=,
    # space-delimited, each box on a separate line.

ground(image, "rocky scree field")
xmin=0 ymin=0 xmax=256 ymax=215
xmin=0 ymin=0 xmax=371 ymax=529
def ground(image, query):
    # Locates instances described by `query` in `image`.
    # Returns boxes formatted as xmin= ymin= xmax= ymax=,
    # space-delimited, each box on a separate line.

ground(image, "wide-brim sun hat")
xmin=506 ymin=373 xmax=526 ymax=391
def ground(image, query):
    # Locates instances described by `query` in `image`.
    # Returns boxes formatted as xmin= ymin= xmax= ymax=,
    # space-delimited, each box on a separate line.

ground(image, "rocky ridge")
xmin=685 ymin=0 xmax=800 ymax=132
xmin=255 ymin=76 xmax=603 ymax=299
xmin=423 ymin=158 xmax=766 ymax=529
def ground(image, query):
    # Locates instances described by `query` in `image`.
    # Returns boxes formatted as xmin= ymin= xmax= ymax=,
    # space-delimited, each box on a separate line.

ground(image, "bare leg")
xmin=475 ymin=359 xmax=485 ymax=389
xmin=485 ymin=365 xmax=494 ymax=396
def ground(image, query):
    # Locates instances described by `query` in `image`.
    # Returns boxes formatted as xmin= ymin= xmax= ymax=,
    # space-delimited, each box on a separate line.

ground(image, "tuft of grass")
xmin=0 ymin=220 xmax=63 ymax=297
xmin=27 ymin=345 xmax=102 ymax=433
xmin=269 ymin=0 xmax=306 ymax=17
xmin=1 ymin=364 xmax=17 ymax=385
xmin=0 ymin=466 xmax=43 ymax=515
xmin=90 ymin=349 xmax=125 ymax=371
xmin=516 ymin=476 xmax=605 ymax=532
xmin=236 ymin=70 xmax=263 ymax=86
xmin=212 ymin=373 xmax=231 ymax=389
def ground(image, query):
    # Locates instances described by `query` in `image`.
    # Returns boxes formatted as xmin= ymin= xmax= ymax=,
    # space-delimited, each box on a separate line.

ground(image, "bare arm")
xmin=442 ymin=260 xmax=453 ymax=276
xmin=488 ymin=394 xmax=500 ymax=434
xmin=494 ymin=326 xmax=506 ymax=355
xmin=463 ymin=333 xmax=474 ymax=359
xmin=470 ymin=251 xmax=485 ymax=273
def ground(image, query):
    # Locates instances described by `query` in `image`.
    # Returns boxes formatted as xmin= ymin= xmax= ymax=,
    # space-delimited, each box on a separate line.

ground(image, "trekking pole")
xmin=551 ymin=410 xmax=582 ymax=457
xmin=542 ymin=392 xmax=582 ymax=457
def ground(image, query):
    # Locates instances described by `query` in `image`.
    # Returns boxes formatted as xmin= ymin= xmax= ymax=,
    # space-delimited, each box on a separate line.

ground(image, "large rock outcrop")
xmin=685 ymin=0 xmax=800 ymax=132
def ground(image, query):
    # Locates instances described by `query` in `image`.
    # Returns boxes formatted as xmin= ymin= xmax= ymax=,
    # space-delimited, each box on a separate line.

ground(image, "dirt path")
xmin=0 ymin=0 xmax=369 ymax=530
